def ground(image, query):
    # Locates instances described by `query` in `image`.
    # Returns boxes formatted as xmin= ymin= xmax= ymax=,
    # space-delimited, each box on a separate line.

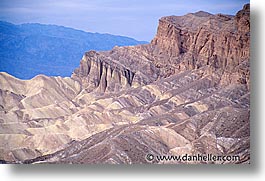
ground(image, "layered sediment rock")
xmin=151 ymin=4 xmax=250 ymax=86
xmin=72 ymin=51 xmax=136 ymax=93
xmin=72 ymin=46 xmax=160 ymax=93
xmin=0 ymin=4 xmax=250 ymax=164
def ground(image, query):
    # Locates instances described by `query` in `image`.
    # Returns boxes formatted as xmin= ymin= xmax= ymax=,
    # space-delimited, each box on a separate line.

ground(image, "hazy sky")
xmin=0 ymin=0 xmax=249 ymax=41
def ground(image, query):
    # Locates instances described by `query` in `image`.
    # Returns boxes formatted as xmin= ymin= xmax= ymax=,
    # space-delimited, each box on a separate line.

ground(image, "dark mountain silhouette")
xmin=0 ymin=21 xmax=147 ymax=79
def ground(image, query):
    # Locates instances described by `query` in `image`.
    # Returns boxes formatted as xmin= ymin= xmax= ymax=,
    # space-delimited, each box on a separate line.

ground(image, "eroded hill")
xmin=0 ymin=4 xmax=250 ymax=164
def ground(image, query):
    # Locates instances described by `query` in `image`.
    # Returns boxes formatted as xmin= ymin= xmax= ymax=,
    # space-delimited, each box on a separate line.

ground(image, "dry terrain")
xmin=0 ymin=4 xmax=250 ymax=164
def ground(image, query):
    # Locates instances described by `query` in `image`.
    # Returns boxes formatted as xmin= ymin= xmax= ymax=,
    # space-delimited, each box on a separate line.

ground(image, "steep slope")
xmin=0 ymin=21 xmax=147 ymax=79
xmin=151 ymin=5 xmax=250 ymax=87
xmin=0 ymin=4 xmax=250 ymax=164
xmin=72 ymin=4 xmax=249 ymax=92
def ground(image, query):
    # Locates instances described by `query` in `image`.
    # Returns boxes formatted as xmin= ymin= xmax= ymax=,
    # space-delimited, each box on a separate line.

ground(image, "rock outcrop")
xmin=71 ymin=46 xmax=161 ymax=93
xmin=72 ymin=51 xmax=137 ymax=93
xmin=72 ymin=4 xmax=250 ymax=93
xmin=0 ymin=4 xmax=250 ymax=164
xmin=151 ymin=4 xmax=250 ymax=86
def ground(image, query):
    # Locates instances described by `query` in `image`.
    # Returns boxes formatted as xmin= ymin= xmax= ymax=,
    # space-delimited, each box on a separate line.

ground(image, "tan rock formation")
xmin=0 ymin=4 xmax=250 ymax=164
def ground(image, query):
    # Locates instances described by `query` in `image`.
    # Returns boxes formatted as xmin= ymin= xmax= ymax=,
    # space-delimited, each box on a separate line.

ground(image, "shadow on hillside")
xmin=6 ymin=9 xmax=261 ymax=178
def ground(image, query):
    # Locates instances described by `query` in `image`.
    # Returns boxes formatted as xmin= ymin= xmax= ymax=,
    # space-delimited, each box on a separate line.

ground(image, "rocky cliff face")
xmin=0 ymin=4 xmax=250 ymax=164
xmin=71 ymin=45 xmax=161 ymax=93
xmin=72 ymin=51 xmax=135 ymax=93
xmin=151 ymin=4 xmax=250 ymax=85
xmin=72 ymin=4 xmax=250 ymax=92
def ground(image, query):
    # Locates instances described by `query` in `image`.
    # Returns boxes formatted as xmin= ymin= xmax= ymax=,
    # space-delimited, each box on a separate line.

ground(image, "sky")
xmin=0 ymin=0 xmax=249 ymax=41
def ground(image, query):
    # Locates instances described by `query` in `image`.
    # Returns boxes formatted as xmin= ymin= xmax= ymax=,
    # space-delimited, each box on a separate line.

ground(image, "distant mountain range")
xmin=0 ymin=21 xmax=147 ymax=79
xmin=0 ymin=4 xmax=250 ymax=164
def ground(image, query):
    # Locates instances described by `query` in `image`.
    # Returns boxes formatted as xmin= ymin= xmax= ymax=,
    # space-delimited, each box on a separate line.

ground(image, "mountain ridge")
xmin=0 ymin=21 xmax=148 ymax=80
xmin=0 ymin=4 xmax=250 ymax=164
